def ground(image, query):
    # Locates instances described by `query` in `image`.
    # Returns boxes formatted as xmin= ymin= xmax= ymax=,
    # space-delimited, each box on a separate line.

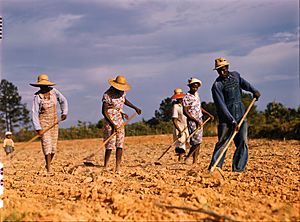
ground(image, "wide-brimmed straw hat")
xmin=108 ymin=75 xmax=131 ymax=91
xmin=30 ymin=74 xmax=56 ymax=87
xmin=213 ymin=57 xmax=230 ymax=70
xmin=171 ymin=88 xmax=185 ymax=100
xmin=187 ymin=77 xmax=202 ymax=87
xmin=5 ymin=131 xmax=12 ymax=136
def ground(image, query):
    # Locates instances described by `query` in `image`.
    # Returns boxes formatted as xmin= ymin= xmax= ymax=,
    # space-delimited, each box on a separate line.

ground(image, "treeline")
xmin=13 ymin=94 xmax=300 ymax=142
xmin=1 ymin=79 xmax=299 ymax=142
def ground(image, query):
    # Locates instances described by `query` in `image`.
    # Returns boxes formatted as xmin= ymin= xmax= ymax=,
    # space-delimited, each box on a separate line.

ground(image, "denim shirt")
xmin=212 ymin=71 xmax=257 ymax=124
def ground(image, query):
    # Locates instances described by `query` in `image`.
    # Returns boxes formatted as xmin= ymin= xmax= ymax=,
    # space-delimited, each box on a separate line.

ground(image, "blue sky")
xmin=0 ymin=0 xmax=299 ymax=127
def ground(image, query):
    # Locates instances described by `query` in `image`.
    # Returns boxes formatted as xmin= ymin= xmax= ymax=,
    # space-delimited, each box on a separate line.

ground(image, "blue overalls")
xmin=208 ymin=71 xmax=256 ymax=172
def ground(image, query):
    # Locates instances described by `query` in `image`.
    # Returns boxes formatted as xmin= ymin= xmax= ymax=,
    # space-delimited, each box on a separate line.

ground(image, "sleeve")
xmin=235 ymin=72 xmax=258 ymax=94
xmin=54 ymin=88 xmax=68 ymax=115
xmin=32 ymin=95 xmax=42 ymax=130
xmin=182 ymin=96 xmax=191 ymax=107
xmin=212 ymin=82 xmax=236 ymax=124
xmin=102 ymin=93 xmax=111 ymax=104
xmin=172 ymin=104 xmax=179 ymax=118
xmin=3 ymin=139 xmax=7 ymax=147
xmin=11 ymin=140 xmax=14 ymax=147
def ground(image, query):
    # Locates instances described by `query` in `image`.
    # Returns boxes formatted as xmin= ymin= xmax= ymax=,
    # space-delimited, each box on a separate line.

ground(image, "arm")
xmin=201 ymin=107 xmax=214 ymax=121
xmin=172 ymin=118 xmax=183 ymax=138
xmin=54 ymin=88 xmax=68 ymax=121
xmin=125 ymin=98 xmax=142 ymax=115
xmin=183 ymin=106 xmax=200 ymax=127
xmin=32 ymin=95 xmax=42 ymax=131
xmin=212 ymin=83 xmax=236 ymax=124
xmin=236 ymin=72 xmax=261 ymax=100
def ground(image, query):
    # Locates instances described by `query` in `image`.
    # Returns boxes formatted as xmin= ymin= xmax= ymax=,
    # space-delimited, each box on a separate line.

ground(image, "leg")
xmin=103 ymin=123 xmax=116 ymax=169
xmin=115 ymin=147 xmax=122 ymax=173
xmin=192 ymin=144 xmax=201 ymax=164
xmin=50 ymin=153 xmax=55 ymax=162
xmin=45 ymin=154 xmax=52 ymax=172
xmin=208 ymin=123 xmax=233 ymax=170
xmin=185 ymin=145 xmax=197 ymax=163
xmin=232 ymin=121 xmax=248 ymax=172
xmin=104 ymin=149 xmax=112 ymax=168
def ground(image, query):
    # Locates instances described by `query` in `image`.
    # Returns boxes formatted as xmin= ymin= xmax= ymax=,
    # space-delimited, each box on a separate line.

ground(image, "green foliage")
xmin=6 ymin=90 xmax=299 ymax=141
xmin=0 ymin=79 xmax=31 ymax=134
xmin=249 ymin=102 xmax=300 ymax=140
xmin=58 ymin=121 xmax=102 ymax=140
xmin=154 ymin=97 xmax=173 ymax=122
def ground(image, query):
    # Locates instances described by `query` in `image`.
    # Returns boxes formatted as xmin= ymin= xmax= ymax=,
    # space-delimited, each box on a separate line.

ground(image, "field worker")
xmin=30 ymin=74 xmax=68 ymax=174
xmin=208 ymin=58 xmax=261 ymax=172
xmin=183 ymin=78 xmax=214 ymax=164
xmin=102 ymin=75 xmax=142 ymax=173
xmin=171 ymin=88 xmax=189 ymax=161
xmin=3 ymin=131 xmax=14 ymax=155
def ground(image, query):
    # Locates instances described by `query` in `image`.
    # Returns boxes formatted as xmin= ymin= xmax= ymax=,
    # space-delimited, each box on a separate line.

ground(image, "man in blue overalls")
xmin=208 ymin=58 xmax=261 ymax=172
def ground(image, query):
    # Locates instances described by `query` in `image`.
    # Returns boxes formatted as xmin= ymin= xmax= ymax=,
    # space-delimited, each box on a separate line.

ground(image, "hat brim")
xmin=30 ymin=81 xmax=56 ymax=87
xmin=187 ymin=82 xmax=202 ymax=87
xmin=108 ymin=79 xmax=131 ymax=91
xmin=171 ymin=93 xmax=185 ymax=99
xmin=213 ymin=63 xmax=229 ymax=70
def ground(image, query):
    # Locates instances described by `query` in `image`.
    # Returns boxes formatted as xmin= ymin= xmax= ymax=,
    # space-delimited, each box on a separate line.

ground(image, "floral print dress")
xmin=182 ymin=92 xmax=203 ymax=146
xmin=102 ymin=88 xmax=126 ymax=150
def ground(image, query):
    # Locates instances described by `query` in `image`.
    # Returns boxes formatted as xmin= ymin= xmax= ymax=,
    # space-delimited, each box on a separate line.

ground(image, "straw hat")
xmin=5 ymin=131 xmax=12 ymax=136
xmin=171 ymin=88 xmax=185 ymax=100
xmin=30 ymin=74 xmax=56 ymax=87
xmin=108 ymin=75 xmax=131 ymax=91
xmin=213 ymin=57 xmax=230 ymax=70
xmin=187 ymin=77 xmax=202 ymax=87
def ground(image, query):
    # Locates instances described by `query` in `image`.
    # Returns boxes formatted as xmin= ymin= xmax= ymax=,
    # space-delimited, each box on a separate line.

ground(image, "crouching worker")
xmin=171 ymin=88 xmax=189 ymax=161
xmin=3 ymin=132 xmax=14 ymax=155
xmin=102 ymin=75 xmax=142 ymax=173
xmin=30 ymin=74 xmax=68 ymax=175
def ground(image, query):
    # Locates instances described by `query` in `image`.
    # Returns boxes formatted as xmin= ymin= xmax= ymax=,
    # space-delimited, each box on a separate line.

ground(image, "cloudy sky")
xmin=0 ymin=0 xmax=299 ymax=127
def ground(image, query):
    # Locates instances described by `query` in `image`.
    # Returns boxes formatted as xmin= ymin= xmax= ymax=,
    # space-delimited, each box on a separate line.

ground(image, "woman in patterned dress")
xmin=183 ymin=78 xmax=214 ymax=164
xmin=31 ymin=74 xmax=68 ymax=174
xmin=102 ymin=75 xmax=141 ymax=173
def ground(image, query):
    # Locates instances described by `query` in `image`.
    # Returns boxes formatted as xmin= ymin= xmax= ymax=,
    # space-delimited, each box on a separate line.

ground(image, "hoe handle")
xmin=210 ymin=98 xmax=256 ymax=173
xmin=26 ymin=120 xmax=61 ymax=144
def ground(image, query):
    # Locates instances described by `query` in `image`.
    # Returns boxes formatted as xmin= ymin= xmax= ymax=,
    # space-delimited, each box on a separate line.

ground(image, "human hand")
xmin=253 ymin=91 xmax=261 ymax=100
xmin=177 ymin=131 xmax=182 ymax=139
xmin=36 ymin=130 xmax=43 ymax=136
xmin=61 ymin=114 xmax=67 ymax=121
xmin=135 ymin=107 xmax=142 ymax=115
xmin=122 ymin=113 xmax=129 ymax=120
xmin=232 ymin=121 xmax=239 ymax=132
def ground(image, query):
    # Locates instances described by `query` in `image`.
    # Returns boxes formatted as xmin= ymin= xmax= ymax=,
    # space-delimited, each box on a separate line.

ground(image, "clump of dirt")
xmin=0 ymin=135 xmax=299 ymax=221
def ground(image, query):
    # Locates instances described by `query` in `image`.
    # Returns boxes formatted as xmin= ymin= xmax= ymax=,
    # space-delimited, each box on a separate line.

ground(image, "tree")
xmin=0 ymin=79 xmax=31 ymax=133
xmin=154 ymin=97 xmax=173 ymax=122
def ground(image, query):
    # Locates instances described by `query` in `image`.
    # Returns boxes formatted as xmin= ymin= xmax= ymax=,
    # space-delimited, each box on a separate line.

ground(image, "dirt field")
xmin=0 ymin=135 xmax=299 ymax=221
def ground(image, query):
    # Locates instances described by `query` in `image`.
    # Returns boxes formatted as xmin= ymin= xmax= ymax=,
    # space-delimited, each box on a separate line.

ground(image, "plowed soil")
xmin=1 ymin=135 xmax=299 ymax=221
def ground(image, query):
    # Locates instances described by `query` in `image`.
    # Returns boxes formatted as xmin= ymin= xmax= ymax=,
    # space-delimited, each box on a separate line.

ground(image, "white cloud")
xmin=7 ymin=14 xmax=83 ymax=46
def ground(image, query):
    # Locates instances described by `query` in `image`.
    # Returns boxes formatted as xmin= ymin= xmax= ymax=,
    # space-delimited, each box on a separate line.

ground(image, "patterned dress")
xmin=182 ymin=92 xmax=203 ymax=146
xmin=102 ymin=88 xmax=126 ymax=150
xmin=32 ymin=88 xmax=68 ymax=155
xmin=38 ymin=90 xmax=58 ymax=155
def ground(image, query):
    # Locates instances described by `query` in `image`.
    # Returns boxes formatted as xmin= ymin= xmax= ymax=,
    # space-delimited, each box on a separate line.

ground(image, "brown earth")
xmin=0 ymin=135 xmax=299 ymax=221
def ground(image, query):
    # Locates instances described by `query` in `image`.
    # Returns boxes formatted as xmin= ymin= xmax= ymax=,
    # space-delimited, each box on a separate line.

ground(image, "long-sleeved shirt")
xmin=212 ymin=71 xmax=258 ymax=124
xmin=32 ymin=88 xmax=68 ymax=130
